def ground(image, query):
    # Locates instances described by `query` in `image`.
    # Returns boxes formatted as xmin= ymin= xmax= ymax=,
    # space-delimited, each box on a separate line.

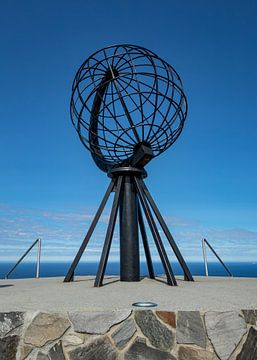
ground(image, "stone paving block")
xmin=62 ymin=333 xmax=84 ymax=347
xmin=124 ymin=337 xmax=176 ymax=360
xmin=178 ymin=345 xmax=216 ymax=360
xmin=134 ymin=310 xmax=174 ymax=351
xmin=36 ymin=352 xmax=49 ymax=360
xmin=24 ymin=312 xmax=70 ymax=347
xmin=68 ymin=336 xmax=119 ymax=360
xmin=111 ymin=318 xmax=136 ymax=349
xmin=205 ymin=311 xmax=247 ymax=360
xmin=0 ymin=312 xmax=24 ymax=337
xmin=177 ymin=311 xmax=206 ymax=348
xmin=156 ymin=311 xmax=176 ymax=328
xmin=69 ymin=309 xmax=131 ymax=334
xmin=241 ymin=309 xmax=257 ymax=325
xmin=19 ymin=344 xmax=33 ymax=359
xmin=0 ymin=335 xmax=20 ymax=360
xmin=48 ymin=341 xmax=65 ymax=360
xmin=236 ymin=326 xmax=257 ymax=360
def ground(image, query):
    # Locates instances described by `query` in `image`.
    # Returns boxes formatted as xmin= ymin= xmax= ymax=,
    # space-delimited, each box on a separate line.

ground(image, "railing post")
xmin=5 ymin=238 xmax=42 ymax=279
xmin=202 ymin=238 xmax=209 ymax=276
xmin=36 ymin=238 xmax=41 ymax=279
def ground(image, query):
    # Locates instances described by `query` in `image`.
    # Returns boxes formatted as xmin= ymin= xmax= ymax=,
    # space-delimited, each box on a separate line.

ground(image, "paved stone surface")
xmin=0 ymin=311 xmax=24 ymax=337
xmin=20 ymin=344 xmax=33 ymax=359
xmin=134 ymin=310 xmax=174 ymax=351
xmin=48 ymin=341 xmax=65 ymax=360
xmin=68 ymin=336 xmax=119 ymax=360
xmin=36 ymin=352 xmax=49 ymax=360
xmin=178 ymin=345 xmax=216 ymax=360
xmin=156 ymin=311 xmax=176 ymax=328
xmin=0 ymin=276 xmax=256 ymax=312
xmin=24 ymin=312 xmax=70 ymax=347
xmin=69 ymin=309 xmax=131 ymax=334
xmin=236 ymin=327 xmax=257 ymax=360
xmin=242 ymin=309 xmax=257 ymax=325
xmin=177 ymin=311 xmax=206 ymax=348
xmin=112 ymin=318 xmax=136 ymax=349
xmin=205 ymin=311 xmax=247 ymax=360
xmin=62 ymin=333 xmax=84 ymax=347
xmin=124 ymin=337 xmax=176 ymax=360
xmin=0 ymin=335 xmax=20 ymax=360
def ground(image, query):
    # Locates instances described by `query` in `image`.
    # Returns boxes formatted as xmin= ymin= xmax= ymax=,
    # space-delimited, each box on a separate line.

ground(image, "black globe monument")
xmin=64 ymin=44 xmax=194 ymax=286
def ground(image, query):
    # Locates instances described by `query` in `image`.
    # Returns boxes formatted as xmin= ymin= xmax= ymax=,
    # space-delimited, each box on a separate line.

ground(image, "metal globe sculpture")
xmin=64 ymin=44 xmax=193 ymax=287
xmin=70 ymin=44 xmax=187 ymax=172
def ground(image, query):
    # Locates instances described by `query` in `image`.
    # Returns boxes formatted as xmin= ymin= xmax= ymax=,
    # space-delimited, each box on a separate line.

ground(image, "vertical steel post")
xmin=36 ymin=238 xmax=41 ymax=279
xmin=202 ymin=239 xmax=209 ymax=276
xmin=119 ymin=175 xmax=140 ymax=281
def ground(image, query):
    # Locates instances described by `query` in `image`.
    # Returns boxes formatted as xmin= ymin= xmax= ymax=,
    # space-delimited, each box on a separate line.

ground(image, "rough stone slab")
xmin=62 ymin=333 xmax=84 ymax=347
xmin=24 ymin=312 xmax=70 ymax=347
xmin=36 ymin=352 xmax=49 ymax=360
xmin=69 ymin=309 xmax=131 ymax=334
xmin=112 ymin=318 xmax=136 ymax=349
xmin=134 ymin=310 xmax=174 ymax=351
xmin=125 ymin=337 xmax=176 ymax=360
xmin=68 ymin=336 xmax=119 ymax=360
xmin=178 ymin=345 xmax=216 ymax=360
xmin=20 ymin=344 xmax=33 ymax=359
xmin=236 ymin=327 xmax=257 ymax=360
xmin=0 ymin=312 xmax=24 ymax=337
xmin=205 ymin=311 xmax=247 ymax=360
xmin=0 ymin=335 xmax=20 ymax=360
xmin=156 ymin=311 xmax=176 ymax=328
xmin=48 ymin=341 xmax=65 ymax=360
xmin=242 ymin=309 xmax=257 ymax=325
xmin=177 ymin=311 xmax=206 ymax=348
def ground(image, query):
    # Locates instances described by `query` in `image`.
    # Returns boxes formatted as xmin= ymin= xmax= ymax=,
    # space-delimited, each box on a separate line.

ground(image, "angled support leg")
xmin=94 ymin=176 xmax=123 ymax=287
xmin=138 ymin=203 xmax=155 ymax=279
xmin=134 ymin=177 xmax=177 ymax=286
xmin=64 ymin=179 xmax=115 ymax=282
xmin=140 ymin=180 xmax=194 ymax=282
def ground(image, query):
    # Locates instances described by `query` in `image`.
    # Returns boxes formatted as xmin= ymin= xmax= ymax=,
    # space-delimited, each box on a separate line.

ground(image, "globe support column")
xmin=119 ymin=175 xmax=140 ymax=281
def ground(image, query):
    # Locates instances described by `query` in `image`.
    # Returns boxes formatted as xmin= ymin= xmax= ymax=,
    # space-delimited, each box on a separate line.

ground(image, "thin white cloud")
xmin=0 ymin=203 xmax=256 ymax=262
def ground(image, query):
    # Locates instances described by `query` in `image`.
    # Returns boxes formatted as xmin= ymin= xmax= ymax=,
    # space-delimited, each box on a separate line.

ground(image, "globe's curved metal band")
xmin=70 ymin=44 xmax=188 ymax=173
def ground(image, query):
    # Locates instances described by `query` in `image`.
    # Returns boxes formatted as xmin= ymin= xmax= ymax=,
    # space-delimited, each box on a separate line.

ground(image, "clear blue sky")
xmin=0 ymin=0 xmax=256 ymax=262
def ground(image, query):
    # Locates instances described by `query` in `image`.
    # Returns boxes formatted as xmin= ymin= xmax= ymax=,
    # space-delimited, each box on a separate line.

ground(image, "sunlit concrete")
xmin=0 ymin=276 xmax=256 ymax=312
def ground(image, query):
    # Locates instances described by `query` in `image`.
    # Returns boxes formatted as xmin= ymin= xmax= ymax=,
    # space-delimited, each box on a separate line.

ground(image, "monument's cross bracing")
xmin=64 ymin=44 xmax=194 ymax=286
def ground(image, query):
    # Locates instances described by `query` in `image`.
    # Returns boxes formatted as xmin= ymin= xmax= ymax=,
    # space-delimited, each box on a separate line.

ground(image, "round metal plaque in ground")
xmin=132 ymin=302 xmax=158 ymax=308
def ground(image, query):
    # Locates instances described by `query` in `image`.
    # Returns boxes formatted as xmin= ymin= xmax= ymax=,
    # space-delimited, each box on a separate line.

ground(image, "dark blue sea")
xmin=1 ymin=261 xmax=257 ymax=279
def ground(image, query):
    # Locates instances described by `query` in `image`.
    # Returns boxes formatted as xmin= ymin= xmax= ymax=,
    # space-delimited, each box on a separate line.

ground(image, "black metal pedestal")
xmin=64 ymin=167 xmax=194 ymax=286
xmin=119 ymin=175 xmax=140 ymax=282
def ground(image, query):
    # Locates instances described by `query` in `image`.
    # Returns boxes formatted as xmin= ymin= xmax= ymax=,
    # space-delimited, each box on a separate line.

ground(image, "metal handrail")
xmin=202 ymin=238 xmax=233 ymax=277
xmin=5 ymin=238 xmax=41 ymax=279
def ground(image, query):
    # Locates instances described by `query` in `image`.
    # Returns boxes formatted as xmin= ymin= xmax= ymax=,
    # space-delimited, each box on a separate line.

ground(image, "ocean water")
xmin=1 ymin=261 xmax=257 ymax=279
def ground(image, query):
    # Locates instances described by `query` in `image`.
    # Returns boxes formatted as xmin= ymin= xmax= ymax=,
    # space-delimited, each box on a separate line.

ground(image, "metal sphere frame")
xmin=70 ymin=44 xmax=187 ymax=172
xmin=64 ymin=44 xmax=194 ymax=286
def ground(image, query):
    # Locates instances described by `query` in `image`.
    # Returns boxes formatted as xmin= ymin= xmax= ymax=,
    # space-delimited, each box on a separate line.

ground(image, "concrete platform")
xmin=0 ymin=276 xmax=256 ymax=312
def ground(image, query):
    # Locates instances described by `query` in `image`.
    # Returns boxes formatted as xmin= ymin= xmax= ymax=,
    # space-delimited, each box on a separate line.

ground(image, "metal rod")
xmin=108 ymin=63 xmax=141 ymax=143
xmin=138 ymin=203 xmax=155 ymax=279
xmin=202 ymin=238 xmax=208 ymax=276
xmin=203 ymin=238 xmax=233 ymax=277
xmin=64 ymin=179 xmax=115 ymax=282
xmin=36 ymin=238 xmax=41 ymax=279
xmin=140 ymin=180 xmax=194 ymax=282
xmin=134 ymin=177 xmax=177 ymax=286
xmin=5 ymin=239 xmax=40 ymax=279
xmin=94 ymin=176 xmax=123 ymax=287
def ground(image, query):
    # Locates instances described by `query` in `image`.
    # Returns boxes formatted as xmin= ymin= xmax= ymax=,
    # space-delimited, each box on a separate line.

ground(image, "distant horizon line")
xmin=1 ymin=259 xmax=256 ymax=264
